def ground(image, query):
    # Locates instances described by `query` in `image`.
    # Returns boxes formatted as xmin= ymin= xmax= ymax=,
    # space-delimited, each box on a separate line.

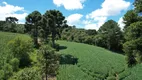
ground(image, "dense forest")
xmin=0 ymin=0 xmax=142 ymax=80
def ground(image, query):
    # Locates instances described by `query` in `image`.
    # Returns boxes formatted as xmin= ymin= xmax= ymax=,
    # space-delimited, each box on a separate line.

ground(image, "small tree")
xmin=38 ymin=45 xmax=59 ymax=80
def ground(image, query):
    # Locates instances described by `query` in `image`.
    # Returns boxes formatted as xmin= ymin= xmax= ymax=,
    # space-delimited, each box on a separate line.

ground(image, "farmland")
xmin=57 ymin=40 xmax=142 ymax=80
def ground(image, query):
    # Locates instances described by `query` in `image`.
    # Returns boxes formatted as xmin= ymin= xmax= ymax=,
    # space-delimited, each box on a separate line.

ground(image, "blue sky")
xmin=0 ymin=0 xmax=134 ymax=30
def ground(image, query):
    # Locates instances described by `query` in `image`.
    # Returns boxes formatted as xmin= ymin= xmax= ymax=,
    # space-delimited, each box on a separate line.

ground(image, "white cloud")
xmin=66 ymin=13 xmax=83 ymax=26
xmin=0 ymin=2 xmax=28 ymax=23
xmin=118 ymin=17 xmax=125 ymax=30
xmin=84 ymin=0 xmax=130 ymax=30
xmin=84 ymin=16 xmax=107 ymax=30
xmin=87 ymin=0 xmax=130 ymax=18
xmin=85 ymin=24 xmax=97 ymax=30
xmin=53 ymin=0 xmax=86 ymax=10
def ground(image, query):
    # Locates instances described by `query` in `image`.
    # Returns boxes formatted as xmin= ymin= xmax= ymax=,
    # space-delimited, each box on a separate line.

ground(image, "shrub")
xmin=10 ymin=58 xmax=19 ymax=72
xmin=8 ymin=37 xmax=33 ymax=68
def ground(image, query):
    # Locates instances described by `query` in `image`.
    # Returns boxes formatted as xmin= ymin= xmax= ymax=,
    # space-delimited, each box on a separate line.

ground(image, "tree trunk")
xmin=45 ymin=51 xmax=48 ymax=80
xmin=46 ymin=62 xmax=48 ymax=80
xmin=34 ymin=25 xmax=38 ymax=48
xmin=52 ymin=33 xmax=55 ymax=48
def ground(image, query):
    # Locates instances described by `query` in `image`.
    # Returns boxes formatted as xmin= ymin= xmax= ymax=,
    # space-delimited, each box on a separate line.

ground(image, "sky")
xmin=0 ymin=0 xmax=134 ymax=30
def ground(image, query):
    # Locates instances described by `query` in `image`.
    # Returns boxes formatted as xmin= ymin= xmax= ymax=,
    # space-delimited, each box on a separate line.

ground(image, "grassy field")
xmin=57 ymin=40 xmax=142 ymax=80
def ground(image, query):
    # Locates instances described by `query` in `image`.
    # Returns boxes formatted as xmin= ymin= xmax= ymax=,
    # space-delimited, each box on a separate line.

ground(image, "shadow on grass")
xmin=60 ymin=54 xmax=78 ymax=65
xmin=59 ymin=46 xmax=67 ymax=50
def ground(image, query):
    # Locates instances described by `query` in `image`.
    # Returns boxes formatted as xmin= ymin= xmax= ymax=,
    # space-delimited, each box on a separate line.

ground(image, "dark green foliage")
xmin=44 ymin=10 xmax=66 ymax=48
xmin=94 ymin=34 xmax=106 ymax=47
xmin=38 ymin=17 xmax=50 ymax=42
xmin=25 ymin=11 xmax=42 ymax=48
xmin=122 ymin=0 xmax=142 ymax=67
xmin=134 ymin=0 xmax=142 ymax=13
xmin=123 ymin=41 xmax=137 ymax=67
xmin=123 ymin=22 xmax=142 ymax=67
xmin=0 ymin=21 xmax=16 ymax=32
xmin=54 ymin=43 xmax=60 ymax=51
xmin=123 ymin=10 xmax=139 ymax=29
xmin=6 ymin=17 xmax=18 ymax=23
xmin=85 ymin=29 xmax=97 ymax=35
xmin=3 ymin=17 xmax=19 ymax=33
xmin=98 ymin=20 xmax=123 ymax=51
xmin=124 ymin=22 xmax=142 ymax=41
xmin=0 ymin=20 xmax=25 ymax=33
xmin=0 ymin=21 xmax=6 ymax=30
xmin=61 ymin=28 xmax=95 ymax=44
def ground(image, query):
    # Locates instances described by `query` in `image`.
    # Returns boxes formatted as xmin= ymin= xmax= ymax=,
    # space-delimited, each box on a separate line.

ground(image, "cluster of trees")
xmin=0 ymin=17 xmax=25 ymax=33
xmin=61 ymin=20 xmax=123 ymax=52
xmin=25 ymin=10 xmax=67 ymax=48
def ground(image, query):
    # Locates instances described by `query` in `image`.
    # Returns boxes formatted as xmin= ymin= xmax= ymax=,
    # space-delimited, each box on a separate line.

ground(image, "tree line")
xmin=0 ymin=17 xmax=25 ymax=33
xmin=61 ymin=20 xmax=123 ymax=52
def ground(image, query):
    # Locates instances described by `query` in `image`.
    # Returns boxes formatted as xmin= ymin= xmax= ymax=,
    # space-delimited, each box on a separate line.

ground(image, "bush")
xmin=10 ymin=58 xmax=19 ymax=72
xmin=8 ymin=37 xmax=33 ymax=68
xmin=2 ymin=63 xmax=13 ymax=80
xmin=0 ymin=70 xmax=4 ymax=80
